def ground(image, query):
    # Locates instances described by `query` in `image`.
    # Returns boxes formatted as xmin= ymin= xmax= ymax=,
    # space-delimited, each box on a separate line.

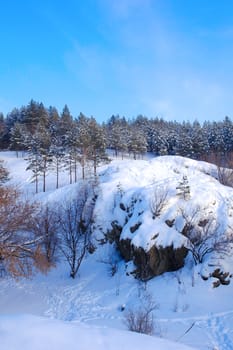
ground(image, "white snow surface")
xmin=0 ymin=151 xmax=233 ymax=350
xmin=1 ymin=314 xmax=195 ymax=350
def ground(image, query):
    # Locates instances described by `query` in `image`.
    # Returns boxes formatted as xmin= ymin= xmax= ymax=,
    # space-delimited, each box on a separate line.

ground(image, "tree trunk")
xmin=74 ymin=158 xmax=77 ymax=183
xmin=43 ymin=170 xmax=46 ymax=192
xmin=56 ymin=160 xmax=59 ymax=189
xmin=43 ymin=159 xmax=46 ymax=192
xmin=35 ymin=172 xmax=38 ymax=194
xmin=81 ymin=155 xmax=85 ymax=180
xmin=93 ymin=153 xmax=97 ymax=177
xmin=69 ymin=156 xmax=72 ymax=184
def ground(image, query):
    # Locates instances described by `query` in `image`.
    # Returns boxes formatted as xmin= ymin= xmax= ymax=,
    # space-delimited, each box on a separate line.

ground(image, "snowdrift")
xmin=0 ymin=314 xmax=197 ymax=350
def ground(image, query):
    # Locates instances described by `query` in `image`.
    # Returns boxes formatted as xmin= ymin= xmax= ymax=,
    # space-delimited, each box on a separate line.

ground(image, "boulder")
xmin=212 ymin=268 xmax=230 ymax=287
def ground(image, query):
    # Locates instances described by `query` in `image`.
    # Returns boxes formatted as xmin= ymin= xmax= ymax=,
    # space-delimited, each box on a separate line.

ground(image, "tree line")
xmin=1 ymin=99 xmax=233 ymax=189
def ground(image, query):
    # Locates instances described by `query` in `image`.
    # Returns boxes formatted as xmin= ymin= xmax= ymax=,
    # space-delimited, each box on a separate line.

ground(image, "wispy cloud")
xmin=198 ymin=26 xmax=233 ymax=40
xmin=64 ymin=42 xmax=107 ymax=91
xmin=99 ymin=0 xmax=153 ymax=19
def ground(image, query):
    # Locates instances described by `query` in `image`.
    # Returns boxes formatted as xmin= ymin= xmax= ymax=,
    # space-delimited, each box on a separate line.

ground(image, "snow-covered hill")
xmin=0 ymin=151 xmax=233 ymax=350
xmin=94 ymin=155 xmax=233 ymax=280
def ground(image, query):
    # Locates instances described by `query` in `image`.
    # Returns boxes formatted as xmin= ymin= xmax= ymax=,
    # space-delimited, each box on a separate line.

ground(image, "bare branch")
xmin=58 ymin=183 xmax=96 ymax=278
xmin=179 ymin=206 xmax=233 ymax=264
xmin=150 ymin=186 xmax=168 ymax=218
xmin=0 ymin=186 xmax=49 ymax=277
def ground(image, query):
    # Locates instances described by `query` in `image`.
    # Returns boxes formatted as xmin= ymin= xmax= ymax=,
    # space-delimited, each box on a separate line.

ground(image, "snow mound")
xmin=0 ymin=314 xmax=197 ymax=350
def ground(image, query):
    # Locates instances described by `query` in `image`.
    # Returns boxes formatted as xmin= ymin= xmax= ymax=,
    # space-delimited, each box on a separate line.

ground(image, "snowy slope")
xmin=0 ymin=152 xmax=233 ymax=350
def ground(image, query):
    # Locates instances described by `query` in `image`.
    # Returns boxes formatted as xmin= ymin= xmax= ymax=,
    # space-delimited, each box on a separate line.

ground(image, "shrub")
xmin=150 ymin=185 xmax=168 ymax=218
xmin=123 ymin=293 xmax=158 ymax=335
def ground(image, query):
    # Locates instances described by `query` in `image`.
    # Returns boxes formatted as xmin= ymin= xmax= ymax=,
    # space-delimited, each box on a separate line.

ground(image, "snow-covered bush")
xmin=176 ymin=175 xmax=190 ymax=200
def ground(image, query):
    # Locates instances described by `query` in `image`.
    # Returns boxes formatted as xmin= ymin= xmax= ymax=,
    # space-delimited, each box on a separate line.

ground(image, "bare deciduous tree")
xmin=186 ymin=218 xmax=220 ymax=264
xmin=179 ymin=206 xmax=233 ymax=264
xmin=32 ymin=204 xmax=59 ymax=265
xmin=58 ymin=183 xmax=96 ymax=278
xmin=0 ymin=186 xmax=48 ymax=277
xmin=204 ymin=152 xmax=233 ymax=187
xmin=217 ymin=165 xmax=233 ymax=187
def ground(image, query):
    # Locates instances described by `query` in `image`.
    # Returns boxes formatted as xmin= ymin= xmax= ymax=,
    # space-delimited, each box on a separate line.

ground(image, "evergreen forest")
xmin=1 ymin=99 xmax=233 ymax=192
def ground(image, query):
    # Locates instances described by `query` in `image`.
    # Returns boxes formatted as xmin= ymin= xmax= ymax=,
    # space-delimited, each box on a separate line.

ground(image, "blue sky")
xmin=1 ymin=0 xmax=233 ymax=123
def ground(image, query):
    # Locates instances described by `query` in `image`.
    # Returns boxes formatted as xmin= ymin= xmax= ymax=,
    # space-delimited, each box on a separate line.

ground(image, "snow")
xmin=0 ymin=151 xmax=233 ymax=350
xmin=0 ymin=314 xmax=195 ymax=350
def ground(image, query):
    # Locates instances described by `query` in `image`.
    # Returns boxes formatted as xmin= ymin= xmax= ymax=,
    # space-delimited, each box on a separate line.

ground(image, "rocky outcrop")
xmin=105 ymin=196 xmax=189 ymax=281
xmin=118 ymin=238 xmax=132 ymax=261
xmin=118 ymin=237 xmax=188 ymax=281
xmin=212 ymin=268 xmax=231 ymax=287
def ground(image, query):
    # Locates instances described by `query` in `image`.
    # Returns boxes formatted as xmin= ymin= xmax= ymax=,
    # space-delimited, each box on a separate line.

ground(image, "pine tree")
xmin=0 ymin=113 xmax=7 ymax=150
xmin=88 ymin=117 xmax=108 ymax=176
xmin=222 ymin=116 xmax=233 ymax=155
xmin=65 ymin=121 xmax=80 ymax=184
xmin=10 ymin=122 xmax=28 ymax=156
xmin=76 ymin=113 xmax=92 ymax=180
xmin=128 ymin=125 xmax=147 ymax=159
xmin=0 ymin=159 xmax=9 ymax=184
xmin=26 ymin=123 xmax=52 ymax=193
xmin=191 ymin=120 xmax=209 ymax=159
xmin=105 ymin=115 xmax=129 ymax=158
xmin=20 ymin=100 xmax=49 ymax=135
xmin=60 ymin=104 xmax=73 ymax=141
xmin=50 ymin=138 xmax=65 ymax=189
xmin=48 ymin=108 xmax=66 ymax=189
